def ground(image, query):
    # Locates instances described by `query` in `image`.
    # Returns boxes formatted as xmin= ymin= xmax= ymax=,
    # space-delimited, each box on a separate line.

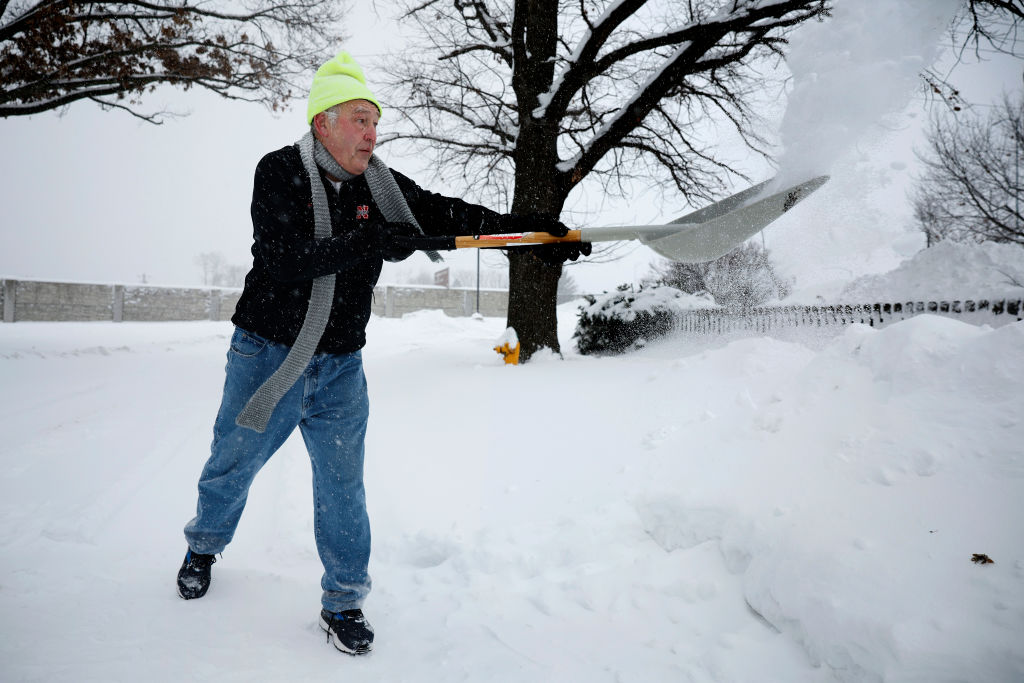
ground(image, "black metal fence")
xmin=675 ymin=298 xmax=1023 ymax=335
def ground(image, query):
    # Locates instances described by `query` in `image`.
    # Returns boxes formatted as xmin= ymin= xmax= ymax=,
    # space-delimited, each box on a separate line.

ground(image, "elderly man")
xmin=176 ymin=51 xmax=586 ymax=655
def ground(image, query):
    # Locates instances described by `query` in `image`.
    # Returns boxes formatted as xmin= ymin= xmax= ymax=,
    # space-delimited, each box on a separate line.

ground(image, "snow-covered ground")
xmin=1 ymin=294 xmax=1021 ymax=681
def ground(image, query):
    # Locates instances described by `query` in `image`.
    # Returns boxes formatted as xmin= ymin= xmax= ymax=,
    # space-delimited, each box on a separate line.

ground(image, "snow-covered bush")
xmin=574 ymin=284 xmax=715 ymax=355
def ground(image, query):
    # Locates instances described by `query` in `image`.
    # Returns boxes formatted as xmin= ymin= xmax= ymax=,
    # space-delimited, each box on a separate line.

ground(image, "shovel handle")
xmin=404 ymin=231 xmax=583 ymax=252
xmin=454 ymin=230 xmax=582 ymax=248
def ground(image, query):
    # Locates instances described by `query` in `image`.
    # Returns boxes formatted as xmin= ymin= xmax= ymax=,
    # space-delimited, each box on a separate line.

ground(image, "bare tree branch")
xmin=922 ymin=0 xmax=1024 ymax=111
xmin=1 ymin=0 xmax=347 ymax=121
xmin=552 ymin=2 xmax=827 ymax=197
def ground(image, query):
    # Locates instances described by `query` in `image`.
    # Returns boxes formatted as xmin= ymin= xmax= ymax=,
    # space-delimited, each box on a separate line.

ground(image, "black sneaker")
xmin=320 ymin=609 xmax=374 ymax=655
xmin=177 ymin=549 xmax=216 ymax=599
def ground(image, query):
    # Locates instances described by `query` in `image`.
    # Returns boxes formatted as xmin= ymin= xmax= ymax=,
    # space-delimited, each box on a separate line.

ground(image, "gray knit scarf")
xmin=235 ymin=131 xmax=442 ymax=433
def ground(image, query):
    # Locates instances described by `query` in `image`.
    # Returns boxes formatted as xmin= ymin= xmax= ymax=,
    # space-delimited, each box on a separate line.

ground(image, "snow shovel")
xmin=407 ymin=174 xmax=829 ymax=264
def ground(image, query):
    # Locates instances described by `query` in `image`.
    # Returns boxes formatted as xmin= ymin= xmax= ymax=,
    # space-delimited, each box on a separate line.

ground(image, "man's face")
xmin=314 ymin=99 xmax=379 ymax=175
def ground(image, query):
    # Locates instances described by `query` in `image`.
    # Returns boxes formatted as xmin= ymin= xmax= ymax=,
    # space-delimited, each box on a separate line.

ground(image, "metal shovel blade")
xmin=580 ymin=175 xmax=829 ymax=263
xmin=642 ymin=175 xmax=829 ymax=262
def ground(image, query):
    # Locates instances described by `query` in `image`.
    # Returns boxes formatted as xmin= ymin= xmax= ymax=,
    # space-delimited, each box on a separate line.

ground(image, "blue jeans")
xmin=184 ymin=327 xmax=371 ymax=613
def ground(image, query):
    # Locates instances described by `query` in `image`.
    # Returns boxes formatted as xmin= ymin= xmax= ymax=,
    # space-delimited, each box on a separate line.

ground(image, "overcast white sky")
xmin=0 ymin=1 xmax=1019 ymax=296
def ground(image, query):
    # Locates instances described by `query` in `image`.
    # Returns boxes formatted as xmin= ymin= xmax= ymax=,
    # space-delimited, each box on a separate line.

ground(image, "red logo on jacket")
xmin=356 ymin=205 xmax=370 ymax=220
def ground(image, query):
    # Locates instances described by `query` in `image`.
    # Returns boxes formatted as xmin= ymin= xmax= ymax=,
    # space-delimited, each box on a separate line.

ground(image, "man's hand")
xmin=374 ymin=221 xmax=420 ymax=262
xmin=496 ymin=212 xmax=589 ymax=265
xmin=500 ymin=212 xmax=570 ymax=237
xmin=528 ymin=241 xmax=592 ymax=267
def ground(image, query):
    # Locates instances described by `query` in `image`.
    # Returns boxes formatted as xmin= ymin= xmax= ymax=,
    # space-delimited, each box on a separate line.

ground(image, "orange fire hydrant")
xmin=493 ymin=327 xmax=520 ymax=365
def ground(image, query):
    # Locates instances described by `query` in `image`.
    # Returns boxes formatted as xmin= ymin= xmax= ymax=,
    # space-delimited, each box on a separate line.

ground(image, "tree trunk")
xmin=504 ymin=0 xmax=566 ymax=363
xmin=507 ymin=250 xmax=562 ymax=361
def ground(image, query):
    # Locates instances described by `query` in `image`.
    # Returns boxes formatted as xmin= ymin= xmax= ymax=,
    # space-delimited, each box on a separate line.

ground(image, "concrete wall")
xmin=122 ymin=285 xmax=240 ymax=322
xmin=1 ymin=278 xmax=508 ymax=323
xmin=3 ymin=279 xmax=114 ymax=322
xmin=371 ymin=285 xmax=509 ymax=318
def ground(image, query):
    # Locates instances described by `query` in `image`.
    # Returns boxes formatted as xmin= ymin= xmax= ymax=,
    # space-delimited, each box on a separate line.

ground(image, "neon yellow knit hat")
xmin=306 ymin=51 xmax=382 ymax=124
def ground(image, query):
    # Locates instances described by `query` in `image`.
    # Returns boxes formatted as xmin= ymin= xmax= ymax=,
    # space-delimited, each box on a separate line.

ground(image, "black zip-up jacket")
xmin=232 ymin=144 xmax=504 ymax=353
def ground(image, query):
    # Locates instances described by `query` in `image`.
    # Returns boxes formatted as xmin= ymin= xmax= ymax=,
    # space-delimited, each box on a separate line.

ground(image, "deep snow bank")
xmin=838 ymin=241 xmax=1024 ymax=302
xmin=781 ymin=241 xmax=1024 ymax=305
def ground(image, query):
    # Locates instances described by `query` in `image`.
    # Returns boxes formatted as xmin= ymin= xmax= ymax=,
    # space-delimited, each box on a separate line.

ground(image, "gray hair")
xmin=311 ymin=104 xmax=343 ymax=139
xmin=322 ymin=103 xmax=342 ymax=125
xmin=313 ymin=101 xmax=378 ymax=138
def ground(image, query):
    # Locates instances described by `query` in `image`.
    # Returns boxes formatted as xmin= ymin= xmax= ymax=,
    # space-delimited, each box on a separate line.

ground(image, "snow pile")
xmin=579 ymin=284 xmax=716 ymax=322
xmin=0 ymin=309 xmax=1021 ymax=681
xmin=836 ymin=240 xmax=1024 ymax=302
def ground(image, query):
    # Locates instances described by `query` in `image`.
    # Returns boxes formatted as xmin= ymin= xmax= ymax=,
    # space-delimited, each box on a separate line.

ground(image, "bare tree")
xmin=912 ymin=92 xmax=1024 ymax=246
xmin=195 ymin=250 xmax=247 ymax=286
xmin=381 ymin=0 xmax=828 ymax=361
xmin=1 ymin=0 xmax=346 ymax=122
xmin=557 ymin=269 xmax=580 ymax=301
xmin=221 ymin=262 xmax=248 ymax=288
xmin=653 ymin=241 xmax=790 ymax=311
xmin=195 ymin=251 xmax=225 ymax=286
